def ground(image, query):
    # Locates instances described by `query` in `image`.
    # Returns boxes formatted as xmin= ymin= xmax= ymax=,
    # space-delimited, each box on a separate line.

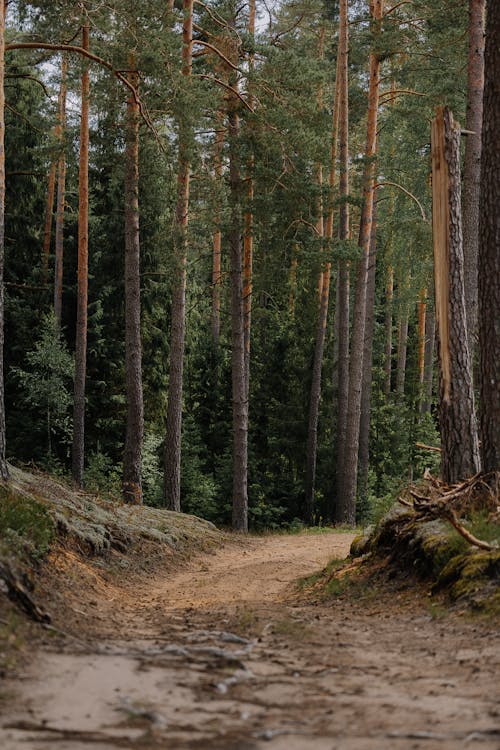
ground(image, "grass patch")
xmin=271 ymin=616 xmax=311 ymax=640
xmin=0 ymin=485 xmax=55 ymax=562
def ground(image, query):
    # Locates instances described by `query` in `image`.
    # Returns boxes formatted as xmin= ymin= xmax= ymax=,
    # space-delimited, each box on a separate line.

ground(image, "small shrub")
xmin=0 ymin=486 xmax=55 ymax=560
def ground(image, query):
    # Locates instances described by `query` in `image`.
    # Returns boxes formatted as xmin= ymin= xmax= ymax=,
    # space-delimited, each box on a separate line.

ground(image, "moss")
xmin=0 ymin=485 xmax=55 ymax=561
xmin=350 ymin=526 xmax=374 ymax=557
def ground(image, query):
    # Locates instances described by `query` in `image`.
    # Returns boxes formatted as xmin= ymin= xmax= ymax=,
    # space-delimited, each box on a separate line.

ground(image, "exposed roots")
xmin=399 ymin=471 xmax=500 ymax=552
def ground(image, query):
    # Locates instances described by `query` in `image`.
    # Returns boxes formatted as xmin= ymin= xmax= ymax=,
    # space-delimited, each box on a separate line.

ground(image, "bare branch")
xmin=195 ymin=73 xmax=254 ymax=112
xmin=192 ymin=39 xmax=241 ymax=73
xmin=375 ymin=180 xmax=427 ymax=222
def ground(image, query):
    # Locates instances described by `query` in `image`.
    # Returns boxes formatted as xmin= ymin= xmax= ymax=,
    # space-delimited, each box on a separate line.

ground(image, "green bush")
xmin=0 ymin=486 xmax=55 ymax=560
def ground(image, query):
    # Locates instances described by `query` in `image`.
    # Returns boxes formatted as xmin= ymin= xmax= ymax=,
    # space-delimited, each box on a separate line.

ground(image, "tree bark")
xmin=462 ymin=0 xmax=485 ymax=347
xmin=431 ymin=106 xmax=480 ymax=483
xmin=358 ymin=201 xmax=377 ymax=512
xmin=123 ymin=60 xmax=144 ymax=505
xmin=336 ymin=0 xmax=382 ymax=525
xmin=304 ymin=26 xmax=329 ymax=524
xmin=333 ymin=0 xmax=350 ymax=516
xmin=0 ymin=0 xmax=8 ymax=479
xmin=53 ymin=54 xmax=67 ymax=328
xmin=421 ymin=299 xmax=435 ymax=414
xmin=478 ymin=1 xmax=500 ymax=473
xmin=417 ymin=288 xmax=427 ymax=387
xmin=243 ymin=0 xmax=255 ymax=398
xmin=396 ymin=305 xmax=409 ymax=397
xmin=41 ymin=159 xmax=56 ymax=283
xmin=383 ymin=264 xmax=394 ymax=395
xmin=72 ymin=28 xmax=90 ymax=487
xmin=164 ymin=0 xmax=193 ymax=511
xmin=229 ymin=104 xmax=248 ymax=532
xmin=211 ymin=111 xmax=224 ymax=347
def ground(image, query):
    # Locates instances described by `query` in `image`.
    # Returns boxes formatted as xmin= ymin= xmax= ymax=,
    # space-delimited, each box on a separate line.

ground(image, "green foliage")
xmin=0 ymin=486 xmax=55 ymax=561
xmin=12 ymin=312 xmax=74 ymax=461
xmin=84 ymin=452 xmax=122 ymax=497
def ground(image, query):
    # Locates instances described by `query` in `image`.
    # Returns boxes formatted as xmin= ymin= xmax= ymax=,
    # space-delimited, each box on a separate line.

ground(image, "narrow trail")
xmin=1 ymin=531 xmax=499 ymax=750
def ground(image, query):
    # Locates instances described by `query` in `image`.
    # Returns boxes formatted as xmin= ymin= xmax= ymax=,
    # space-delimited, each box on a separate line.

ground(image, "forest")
xmin=0 ymin=0 xmax=499 ymax=532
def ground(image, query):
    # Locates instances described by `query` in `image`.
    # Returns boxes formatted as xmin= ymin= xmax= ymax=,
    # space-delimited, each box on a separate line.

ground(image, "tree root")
xmin=0 ymin=561 xmax=51 ymax=623
xmin=399 ymin=471 xmax=499 ymax=552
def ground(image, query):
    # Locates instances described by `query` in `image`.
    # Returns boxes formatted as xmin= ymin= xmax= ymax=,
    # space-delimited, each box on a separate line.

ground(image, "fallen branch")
xmin=416 ymin=441 xmax=441 ymax=453
xmin=443 ymin=507 xmax=495 ymax=551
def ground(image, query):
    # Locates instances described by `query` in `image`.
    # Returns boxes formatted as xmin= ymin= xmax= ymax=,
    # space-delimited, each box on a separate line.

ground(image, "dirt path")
xmin=1 ymin=531 xmax=499 ymax=750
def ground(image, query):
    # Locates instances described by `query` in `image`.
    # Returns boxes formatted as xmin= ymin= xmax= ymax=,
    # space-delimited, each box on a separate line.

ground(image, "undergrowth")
xmin=0 ymin=485 xmax=55 ymax=563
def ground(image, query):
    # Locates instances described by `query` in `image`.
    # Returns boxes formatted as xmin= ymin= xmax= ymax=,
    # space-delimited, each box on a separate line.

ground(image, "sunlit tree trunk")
xmin=123 ymin=59 xmax=144 ymax=505
xmin=333 ymin=0 xmax=350 ymax=515
xmin=53 ymin=54 xmax=67 ymax=328
xmin=0 ymin=0 xmax=8 ymax=479
xmin=164 ymin=0 xmax=193 ymax=511
xmin=478 ymin=1 xmax=500 ymax=473
xmin=72 ymin=27 xmax=90 ymax=487
xmin=432 ymin=106 xmax=480 ymax=483
xmin=462 ymin=0 xmax=485 ymax=347
xmin=337 ymin=0 xmax=382 ymax=525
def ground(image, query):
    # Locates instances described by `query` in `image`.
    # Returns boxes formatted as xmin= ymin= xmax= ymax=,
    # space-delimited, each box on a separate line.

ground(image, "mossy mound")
xmin=2 ymin=464 xmax=223 ymax=562
xmin=351 ymin=504 xmax=500 ymax=614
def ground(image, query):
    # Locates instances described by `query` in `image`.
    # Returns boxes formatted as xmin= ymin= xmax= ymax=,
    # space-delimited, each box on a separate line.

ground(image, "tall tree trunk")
xmin=337 ymin=0 xmax=382 ymax=525
xmin=304 ymin=26 xmax=329 ymax=524
xmin=288 ymin=245 xmax=298 ymax=317
xmin=383 ymin=264 xmax=394 ymax=395
xmin=229 ymin=104 xmax=248 ymax=532
xmin=431 ymin=106 xmax=480 ymax=483
xmin=337 ymin=0 xmax=383 ymax=525
xmin=123 ymin=60 xmax=144 ymax=506
xmin=0 ymin=0 xmax=8 ymax=480
xmin=41 ymin=159 xmax=56 ymax=283
xmin=417 ymin=288 xmax=427 ymax=388
xmin=421 ymin=299 xmax=435 ymax=414
xmin=478 ymin=1 xmax=500 ymax=473
xmin=72 ymin=28 xmax=90 ymax=487
xmin=211 ymin=111 xmax=224 ymax=347
xmin=462 ymin=0 xmax=485 ymax=347
xmin=358 ymin=201 xmax=377 ymax=513
xmin=164 ymin=0 xmax=193 ymax=511
xmin=396 ymin=304 xmax=409 ymax=396
xmin=334 ymin=0 xmax=350 ymax=513
xmin=53 ymin=54 xmax=67 ymax=328
xmin=243 ymin=0 xmax=255 ymax=396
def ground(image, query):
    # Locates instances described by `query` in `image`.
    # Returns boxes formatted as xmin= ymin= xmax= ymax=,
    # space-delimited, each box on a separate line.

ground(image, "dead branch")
xmin=195 ymin=74 xmax=254 ymax=112
xmin=416 ymin=441 xmax=441 ymax=453
xmin=401 ymin=471 xmax=499 ymax=552
xmin=444 ymin=508 xmax=494 ymax=551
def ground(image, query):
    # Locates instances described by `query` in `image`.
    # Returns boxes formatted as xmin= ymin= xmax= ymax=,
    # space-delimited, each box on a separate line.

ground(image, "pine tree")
xmin=478 ymin=0 xmax=500 ymax=474
xmin=123 ymin=55 xmax=144 ymax=505
xmin=0 ymin=0 xmax=8 ymax=480
xmin=72 ymin=25 xmax=90 ymax=487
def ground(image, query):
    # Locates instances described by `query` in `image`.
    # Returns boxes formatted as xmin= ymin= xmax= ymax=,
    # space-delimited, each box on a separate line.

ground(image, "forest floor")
xmin=0 ymin=529 xmax=499 ymax=750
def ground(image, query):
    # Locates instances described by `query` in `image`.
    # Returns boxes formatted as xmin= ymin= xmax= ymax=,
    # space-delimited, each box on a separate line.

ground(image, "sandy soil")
xmin=0 ymin=530 xmax=499 ymax=750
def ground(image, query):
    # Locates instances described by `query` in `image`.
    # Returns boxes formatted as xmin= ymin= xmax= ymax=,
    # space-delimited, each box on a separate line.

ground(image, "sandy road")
xmin=1 ymin=530 xmax=499 ymax=750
